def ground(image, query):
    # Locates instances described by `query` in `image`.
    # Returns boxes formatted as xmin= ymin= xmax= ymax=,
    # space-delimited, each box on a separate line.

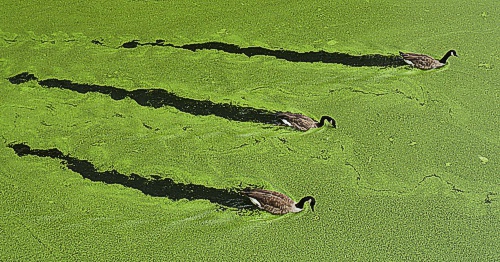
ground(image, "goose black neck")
xmin=439 ymin=50 xmax=455 ymax=63
xmin=317 ymin=116 xmax=336 ymax=128
xmin=295 ymin=196 xmax=316 ymax=211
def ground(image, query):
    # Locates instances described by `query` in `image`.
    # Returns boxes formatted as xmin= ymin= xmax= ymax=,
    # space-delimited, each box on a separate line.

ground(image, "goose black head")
xmin=439 ymin=50 xmax=459 ymax=64
xmin=296 ymin=196 xmax=316 ymax=211
xmin=319 ymin=116 xmax=336 ymax=128
xmin=309 ymin=197 xmax=316 ymax=211
xmin=449 ymin=50 xmax=458 ymax=57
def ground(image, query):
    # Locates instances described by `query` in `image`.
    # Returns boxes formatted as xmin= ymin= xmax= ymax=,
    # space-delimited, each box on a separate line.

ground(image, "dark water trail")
xmin=118 ymin=40 xmax=406 ymax=67
xmin=8 ymin=143 xmax=256 ymax=210
xmin=7 ymin=72 xmax=279 ymax=124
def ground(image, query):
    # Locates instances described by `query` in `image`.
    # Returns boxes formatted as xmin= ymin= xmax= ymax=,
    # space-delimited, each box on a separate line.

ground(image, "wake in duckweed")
xmin=111 ymin=39 xmax=407 ymax=67
xmin=8 ymin=143 xmax=259 ymax=212
xmin=7 ymin=72 xmax=338 ymax=131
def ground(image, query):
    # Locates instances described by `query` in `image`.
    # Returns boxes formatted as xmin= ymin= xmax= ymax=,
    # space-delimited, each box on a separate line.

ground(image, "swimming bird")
xmin=276 ymin=112 xmax=336 ymax=131
xmin=399 ymin=50 xmax=458 ymax=70
xmin=241 ymin=188 xmax=316 ymax=215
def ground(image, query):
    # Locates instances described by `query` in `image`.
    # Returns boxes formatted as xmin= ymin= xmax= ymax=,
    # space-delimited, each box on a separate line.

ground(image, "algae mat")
xmin=1 ymin=0 xmax=498 ymax=261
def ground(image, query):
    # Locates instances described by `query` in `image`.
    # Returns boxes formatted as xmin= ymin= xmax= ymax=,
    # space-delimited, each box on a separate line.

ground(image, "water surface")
xmin=0 ymin=0 xmax=498 ymax=261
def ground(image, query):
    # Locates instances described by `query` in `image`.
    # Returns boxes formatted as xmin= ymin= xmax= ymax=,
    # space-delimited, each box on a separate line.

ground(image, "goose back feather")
xmin=399 ymin=50 xmax=457 ymax=70
xmin=276 ymin=112 xmax=336 ymax=131
xmin=241 ymin=188 xmax=315 ymax=215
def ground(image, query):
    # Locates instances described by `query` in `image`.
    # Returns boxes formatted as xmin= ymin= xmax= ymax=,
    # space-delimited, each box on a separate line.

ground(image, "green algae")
xmin=1 ymin=0 xmax=499 ymax=261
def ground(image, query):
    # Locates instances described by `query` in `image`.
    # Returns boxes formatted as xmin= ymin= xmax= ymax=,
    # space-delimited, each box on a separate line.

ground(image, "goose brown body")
xmin=241 ymin=188 xmax=315 ymax=215
xmin=276 ymin=112 xmax=336 ymax=131
xmin=399 ymin=50 xmax=457 ymax=70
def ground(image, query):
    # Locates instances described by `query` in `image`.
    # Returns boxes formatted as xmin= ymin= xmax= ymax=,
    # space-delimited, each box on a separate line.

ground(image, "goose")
xmin=276 ymin=112 xmax=336 ymax=131
xmin=399 ymin=50 xmax=458 ymax=70
xmin=241 ymin=188 xmax=316 ymax=215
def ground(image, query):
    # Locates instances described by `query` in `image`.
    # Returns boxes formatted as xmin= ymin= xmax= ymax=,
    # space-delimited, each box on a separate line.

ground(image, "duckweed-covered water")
xmin=0 ymin=0 xmax=498 ymax=261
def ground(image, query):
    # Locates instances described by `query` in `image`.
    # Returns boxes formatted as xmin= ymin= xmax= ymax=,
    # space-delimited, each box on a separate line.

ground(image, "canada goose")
xmin=399 ymin=50 xmax=458 ymax=70
xmin=241 ymin=188 xmax=316 ymax=215
xmin=276 ymin=112 xmax=336 ymax=131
